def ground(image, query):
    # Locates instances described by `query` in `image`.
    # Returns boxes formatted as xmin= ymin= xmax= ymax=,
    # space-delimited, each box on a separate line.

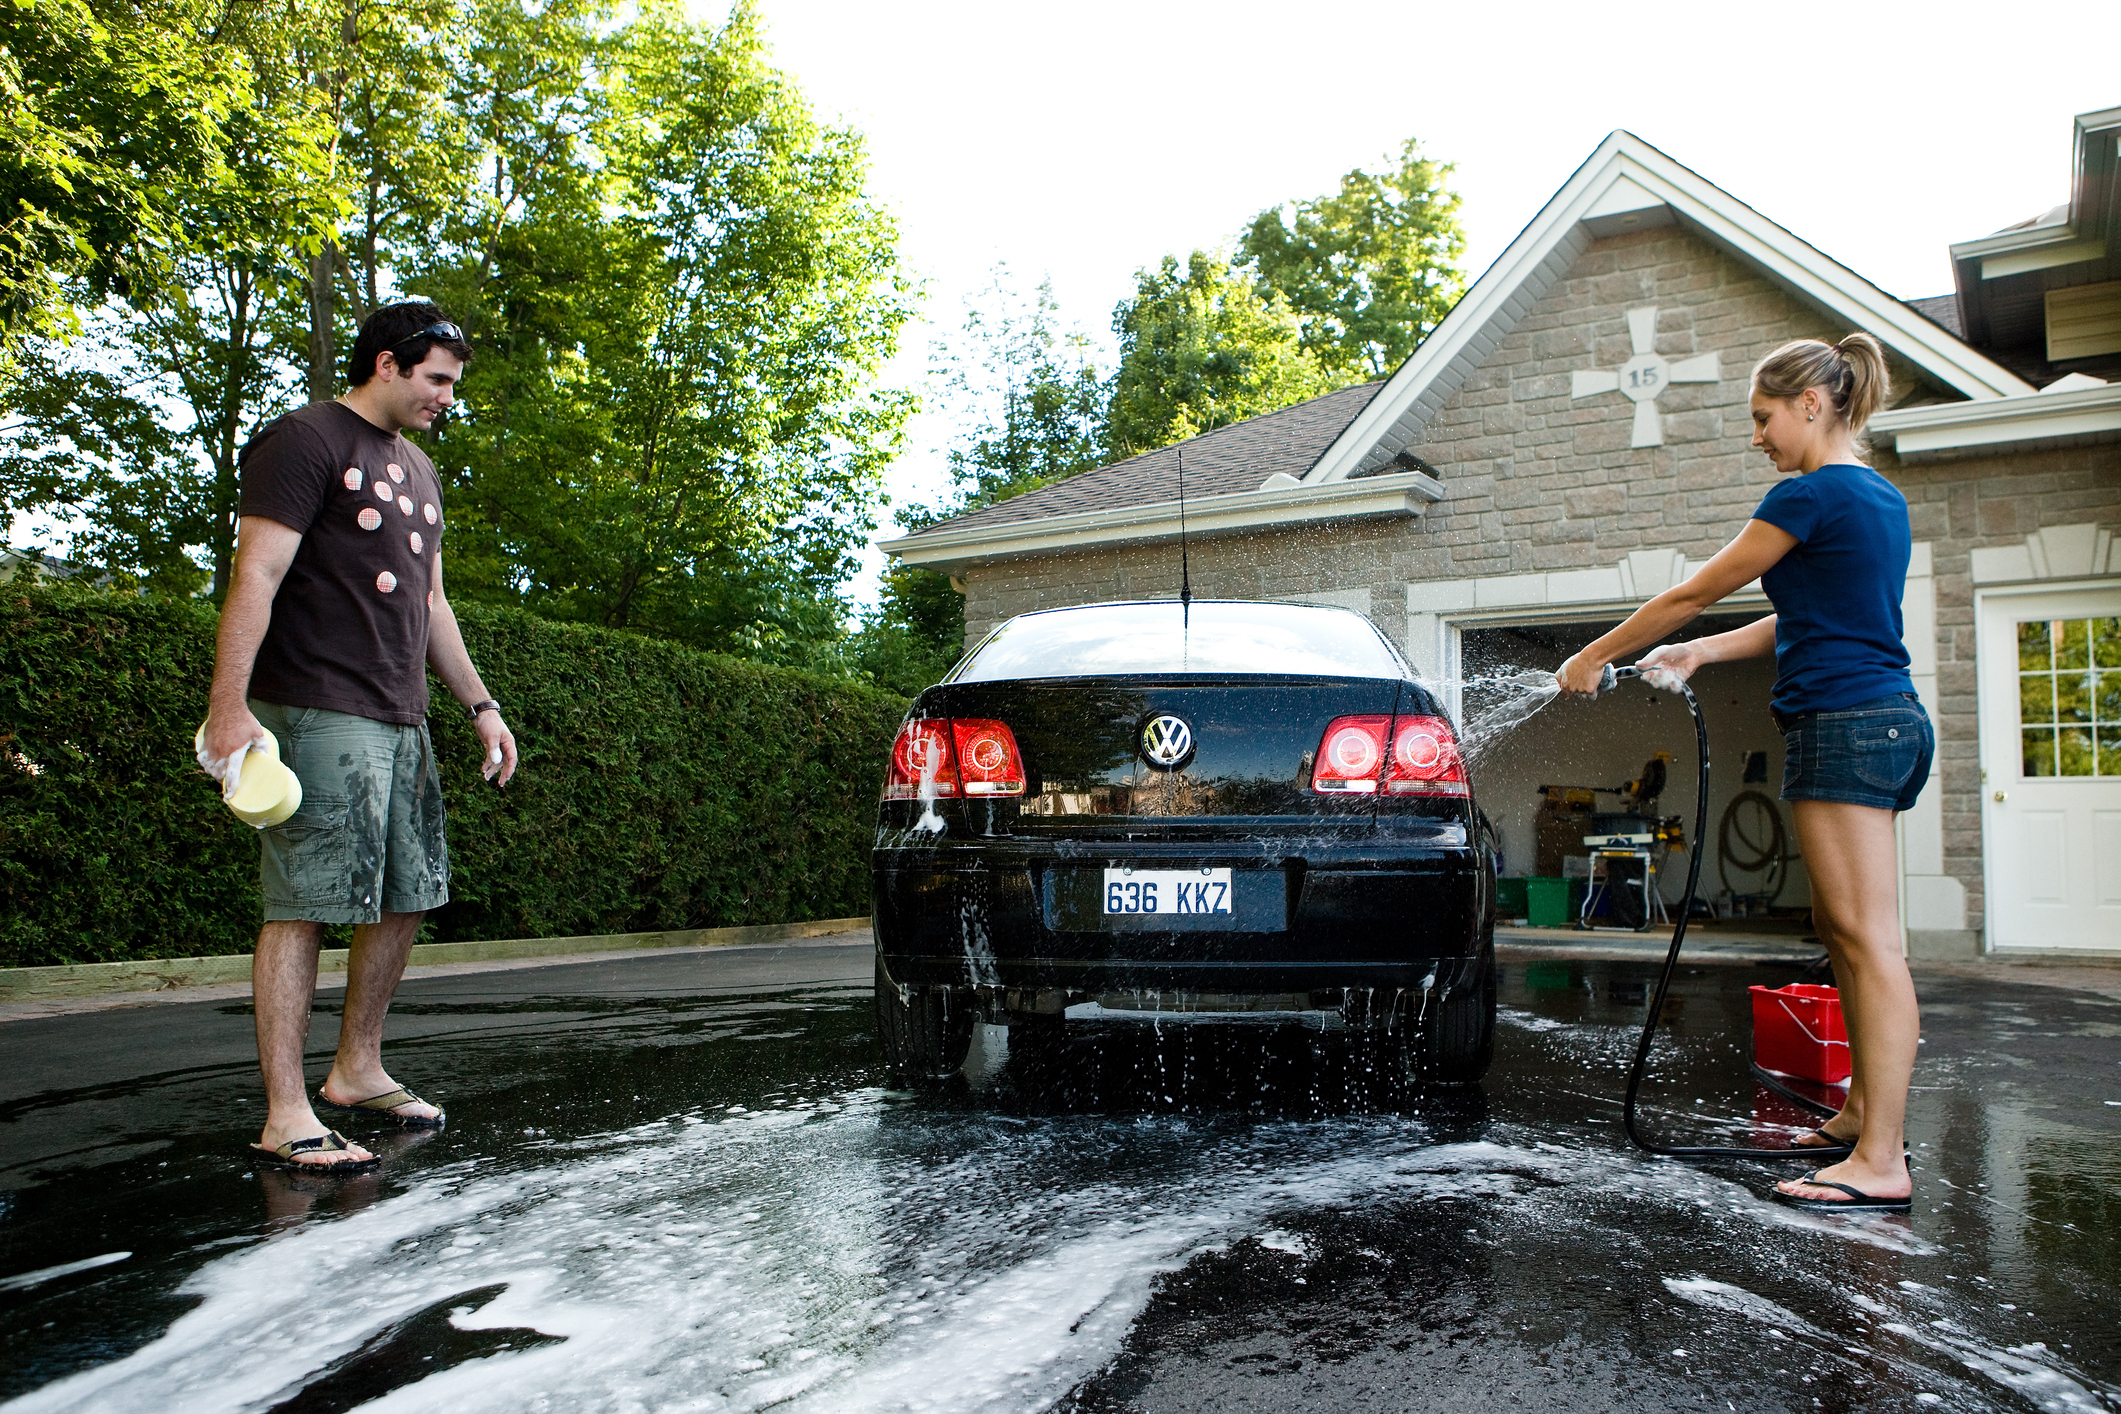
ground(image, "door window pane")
xmin=2023 ymin=727 xmax=2057 ymax=776
xmin=2096 ymin=617 xmax=2121 ymax=669
xmin=2059 ymin=727 xmax=2096 ymax=775
xmin=2017 ymin=617 xmax=2118 ymax=777
xmin=2019 ymin=621 xmax=2052 ymax=671
xmin=2058 ymin=619 xmax=2091 ymax=671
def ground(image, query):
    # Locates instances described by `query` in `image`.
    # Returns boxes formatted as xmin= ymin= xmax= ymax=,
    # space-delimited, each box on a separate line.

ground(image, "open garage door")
xmin=1454 ymin=616 xmax=1811 ymax=920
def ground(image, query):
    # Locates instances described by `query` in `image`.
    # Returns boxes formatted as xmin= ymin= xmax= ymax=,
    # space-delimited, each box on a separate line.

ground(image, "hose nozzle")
xmin=1598 ymin=664 xmax=1641 ymax=694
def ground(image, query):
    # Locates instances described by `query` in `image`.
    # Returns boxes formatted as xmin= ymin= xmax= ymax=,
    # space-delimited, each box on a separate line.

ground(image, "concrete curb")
xmin=0 ymin=917 xmax=873 ymax=1005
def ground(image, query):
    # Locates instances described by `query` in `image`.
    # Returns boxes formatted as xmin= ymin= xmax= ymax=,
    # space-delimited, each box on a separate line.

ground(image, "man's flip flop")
xmin=1770 ymin=1170 xmax=1912 ymax=1213
xmin=316 ymin=1086 xmax=446 ymax=1129
xmin=1788 ymin=1128 xmax=1855 ymax=1155
xmin=249 ymin=1130 xmax=380 ymax=1172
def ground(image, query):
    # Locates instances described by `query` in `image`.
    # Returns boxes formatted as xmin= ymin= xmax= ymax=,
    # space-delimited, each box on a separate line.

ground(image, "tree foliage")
xmin=1104 ymin=250 xmax=1335 ymax=458
xmin=1239 ymin=138 xmax=1467 ymax=379
xmin=0 ymin=0 xmax=334 ymax=358
xmin=3 ymin=0 xmax=913 ymax=673
xmin=442 ymin=3 xmax=912 ymax=653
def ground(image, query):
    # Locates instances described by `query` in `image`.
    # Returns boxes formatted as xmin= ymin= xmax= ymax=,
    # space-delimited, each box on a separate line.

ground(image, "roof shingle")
xmin=903 ymin=381 xmax=1384 ymax=540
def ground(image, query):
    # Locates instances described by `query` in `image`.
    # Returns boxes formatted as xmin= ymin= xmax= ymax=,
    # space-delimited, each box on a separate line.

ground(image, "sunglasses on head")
xmin=393 ymin=320 xmax=465 ymax=349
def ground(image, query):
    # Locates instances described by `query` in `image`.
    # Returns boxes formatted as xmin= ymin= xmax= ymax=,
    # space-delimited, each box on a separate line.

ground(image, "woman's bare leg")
xmin=1777 ymin=801 xmax=1915 ymax=1200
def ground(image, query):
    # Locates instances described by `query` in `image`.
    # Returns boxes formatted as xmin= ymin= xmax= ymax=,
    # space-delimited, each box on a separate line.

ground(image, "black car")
xmin=871 ymin=599 xmax=1498 ymax=1087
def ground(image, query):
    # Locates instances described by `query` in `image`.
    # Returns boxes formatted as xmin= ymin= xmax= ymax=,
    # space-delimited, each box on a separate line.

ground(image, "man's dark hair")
xmin=346 ymin=300 xmax=474 ymax=387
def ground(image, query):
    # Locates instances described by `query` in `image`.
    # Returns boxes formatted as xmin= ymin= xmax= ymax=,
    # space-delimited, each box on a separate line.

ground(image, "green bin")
xmin=1525 ymin=877 xmax=1581 ymax=928
xmin=1495 ymin=877 xmax=1528 ymax=918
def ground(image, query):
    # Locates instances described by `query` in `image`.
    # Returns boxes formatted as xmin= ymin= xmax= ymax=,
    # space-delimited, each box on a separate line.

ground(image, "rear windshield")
xmin=948 ymin=601 xmax=1409 ymax=683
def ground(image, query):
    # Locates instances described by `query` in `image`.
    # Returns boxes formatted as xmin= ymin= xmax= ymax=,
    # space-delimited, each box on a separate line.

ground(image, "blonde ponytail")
xmin=1752 ymin=331 xmax=1891 ymax=433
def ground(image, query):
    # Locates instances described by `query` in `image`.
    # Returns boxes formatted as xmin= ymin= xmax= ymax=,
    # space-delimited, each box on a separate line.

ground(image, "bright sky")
xmin=708 ymin=0 xmax=2119 ymax=609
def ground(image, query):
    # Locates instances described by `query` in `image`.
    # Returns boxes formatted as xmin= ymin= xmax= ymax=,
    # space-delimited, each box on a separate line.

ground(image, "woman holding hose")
xmin=1558 ymin=332 xmax=1931 ymax=1212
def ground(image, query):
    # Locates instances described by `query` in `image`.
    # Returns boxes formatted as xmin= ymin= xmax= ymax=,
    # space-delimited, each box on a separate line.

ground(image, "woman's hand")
xmin=1555 ymin=653 xmax=1609 ymax=698
xmin=1635 ymin=642 xmax=1705 ymax=694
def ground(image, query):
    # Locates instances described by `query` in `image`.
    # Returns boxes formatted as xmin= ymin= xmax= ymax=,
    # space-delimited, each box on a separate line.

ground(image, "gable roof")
xmin=1301 ymin=130 xmax=2035 ymax=486
xmin=916 ymin=381 xmax=1382 ymax=538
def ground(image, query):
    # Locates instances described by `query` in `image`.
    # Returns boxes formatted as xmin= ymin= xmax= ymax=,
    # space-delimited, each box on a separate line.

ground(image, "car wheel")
xmin=1418 ymin=946 xmax=1496 ymax=1085
xmin=875 ymin=959 xmax=974 ymax=1083
xmin=1360 ymin=949 xmax=1497 ymax=1089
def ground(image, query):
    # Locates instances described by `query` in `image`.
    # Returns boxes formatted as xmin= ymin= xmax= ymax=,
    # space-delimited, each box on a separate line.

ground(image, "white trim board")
xmin=1870 ymin=384 xmax=2121 ymax=459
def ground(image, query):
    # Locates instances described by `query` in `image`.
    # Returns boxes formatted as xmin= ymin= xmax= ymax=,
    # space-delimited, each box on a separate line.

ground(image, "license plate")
xmin=1102 ymin=867 xmax=1234 ymax=916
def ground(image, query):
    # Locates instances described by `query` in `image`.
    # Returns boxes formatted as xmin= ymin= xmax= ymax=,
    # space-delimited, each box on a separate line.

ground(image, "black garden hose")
xmin=1598 ymin=666 xmax=1841 ymax=1158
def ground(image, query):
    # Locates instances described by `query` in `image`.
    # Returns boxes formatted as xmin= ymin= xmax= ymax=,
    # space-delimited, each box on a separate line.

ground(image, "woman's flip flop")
xmin=1770 ymin=1170 xmax=1912 ymax=1212
xmin=316 ymin=1086 xmax=446 ymax=1129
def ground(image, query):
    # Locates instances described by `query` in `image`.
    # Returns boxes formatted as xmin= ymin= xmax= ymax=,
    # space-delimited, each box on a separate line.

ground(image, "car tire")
xmin=875 ymin=959 xmax=974 ymax=1083
xmin=1361 ymin=947 xmax=1497 ymax=1089
xmin=1418 ymin=945 xmax=1496 ymax=1085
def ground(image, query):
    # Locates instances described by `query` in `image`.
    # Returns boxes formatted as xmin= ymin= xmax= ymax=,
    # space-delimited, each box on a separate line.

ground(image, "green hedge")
xmin=0 ymin=585 xmax=907 ymax=966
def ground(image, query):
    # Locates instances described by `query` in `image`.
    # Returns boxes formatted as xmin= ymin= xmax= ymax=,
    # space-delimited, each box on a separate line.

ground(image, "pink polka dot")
xmin=423 ymin=503 xmax=438 ymax=525
xmin=374 ymin=481 xmax=392 ymax=501
xmin=386 ymin=462 xmax=405 ymax=484
xmin=409 ymin=531 xmax=423 ymax=555
xmin=343 ymin=468 xmax=363 ymax=491
xmin=375 ymin=571 xmax=397 ymax=594
xmin=357 ymin=507 xmax=382 ymax=531
xmin=397 ymin=495 xmax=414 ymax=516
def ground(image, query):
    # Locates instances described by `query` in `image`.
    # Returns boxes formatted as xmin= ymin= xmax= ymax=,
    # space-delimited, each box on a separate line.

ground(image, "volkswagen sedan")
xmin=871 ymin=599 xmax=1498 ymax=1086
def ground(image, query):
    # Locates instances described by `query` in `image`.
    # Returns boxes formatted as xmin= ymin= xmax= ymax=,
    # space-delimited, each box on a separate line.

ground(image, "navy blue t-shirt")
xmin=1753 ymin=464 xmax=1915 ymax=716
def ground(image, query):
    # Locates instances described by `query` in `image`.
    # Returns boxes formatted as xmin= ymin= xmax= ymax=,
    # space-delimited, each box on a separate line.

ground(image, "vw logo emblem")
xmin=1140 ymin=714 xmax=1194 ymax=768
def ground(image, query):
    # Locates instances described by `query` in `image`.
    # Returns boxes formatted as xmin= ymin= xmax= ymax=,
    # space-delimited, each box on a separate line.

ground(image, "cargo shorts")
xmin=251 ymin=700 xmax=450 ymax=925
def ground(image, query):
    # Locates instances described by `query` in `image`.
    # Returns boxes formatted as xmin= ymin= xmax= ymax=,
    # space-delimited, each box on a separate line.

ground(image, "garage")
xmin=1449 ymin=615 xmax=1810 ymax=925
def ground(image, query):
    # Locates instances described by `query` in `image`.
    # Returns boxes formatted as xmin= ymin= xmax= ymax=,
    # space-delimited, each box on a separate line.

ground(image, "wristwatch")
xmin=469 ymin=699 xmax=501 ymax=720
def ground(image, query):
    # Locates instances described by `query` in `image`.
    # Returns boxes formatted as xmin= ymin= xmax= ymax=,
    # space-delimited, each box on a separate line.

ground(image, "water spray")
xmin=1589 ymin=664 xmax=1844 ymax=1159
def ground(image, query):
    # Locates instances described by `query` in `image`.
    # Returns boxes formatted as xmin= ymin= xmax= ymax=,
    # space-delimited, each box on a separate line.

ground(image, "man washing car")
xmin=198 ymin=301 xmax=518 ymax=1171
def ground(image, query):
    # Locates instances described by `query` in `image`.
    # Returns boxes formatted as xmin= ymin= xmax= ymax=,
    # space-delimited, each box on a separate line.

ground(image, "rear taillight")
xmin=1311 ymin=716 xmax=1389 ymax=793
xmin=951 ymin=718 xmax=1025 ymax=796
xmin=884 ymin=719 xmax=958 ymax=800
xmin=1310 ymin=713 xmax=1469 ymax=796
xmin=1384 ymin=715 xmax=1469 ymax=797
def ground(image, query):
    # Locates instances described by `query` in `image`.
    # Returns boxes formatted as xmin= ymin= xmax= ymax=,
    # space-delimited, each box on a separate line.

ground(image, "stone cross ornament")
xmin=1571 ymin=306 xmax=1720 ymax=447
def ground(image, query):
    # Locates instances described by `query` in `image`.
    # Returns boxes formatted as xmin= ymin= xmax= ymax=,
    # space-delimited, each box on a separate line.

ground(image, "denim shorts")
xmin=1776 ymin=693 xmax=1934 ymax=812
xmin=251 ymin=700 xmax=450 ymax=925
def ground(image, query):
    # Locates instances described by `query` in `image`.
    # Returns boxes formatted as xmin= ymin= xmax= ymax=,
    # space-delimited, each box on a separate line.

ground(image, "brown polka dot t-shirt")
xmin=238 ymin=400 xmax=445 ymax=725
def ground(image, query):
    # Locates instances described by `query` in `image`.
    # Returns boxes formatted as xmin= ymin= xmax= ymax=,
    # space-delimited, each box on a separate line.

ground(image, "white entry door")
xmin=1979 ymin=588 xmax=2121 ymax=952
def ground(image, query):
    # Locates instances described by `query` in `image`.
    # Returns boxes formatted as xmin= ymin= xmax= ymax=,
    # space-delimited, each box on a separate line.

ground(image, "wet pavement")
xmin=1 ymin=937 xmax=2117 ymax=1412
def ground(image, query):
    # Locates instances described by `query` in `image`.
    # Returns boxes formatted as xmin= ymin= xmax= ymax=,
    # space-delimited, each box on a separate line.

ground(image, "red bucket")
xmin=1749 ymin=983 xmax=1850 ymax=1084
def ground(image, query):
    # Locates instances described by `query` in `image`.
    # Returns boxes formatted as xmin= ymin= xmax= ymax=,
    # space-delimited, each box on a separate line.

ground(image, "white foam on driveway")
xmin=2 ymin=1104 xmax=1590 ymax=1414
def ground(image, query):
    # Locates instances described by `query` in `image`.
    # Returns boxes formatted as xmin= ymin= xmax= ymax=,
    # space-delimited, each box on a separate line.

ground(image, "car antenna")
xmin=1176 ymin=443 xmax=1192 ymax=613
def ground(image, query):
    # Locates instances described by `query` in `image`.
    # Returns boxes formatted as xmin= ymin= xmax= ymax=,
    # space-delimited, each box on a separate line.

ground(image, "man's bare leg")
xmin=321 ymin=910 xmax=442 ymax=1122
xmin=255 ymin=921 xmax=375 ymax=1165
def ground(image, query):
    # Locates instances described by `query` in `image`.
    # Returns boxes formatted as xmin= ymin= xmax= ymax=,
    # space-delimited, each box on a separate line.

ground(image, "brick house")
xmin=883 ymin=111 xmax=2121 ymax=959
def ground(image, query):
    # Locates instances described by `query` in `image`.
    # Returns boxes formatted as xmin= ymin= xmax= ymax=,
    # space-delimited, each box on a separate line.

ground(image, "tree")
xmin=0 ymin=0 xmax=273 ymax=360
xmin=853 ymin=268 xmax=1109 ymax=694
xmin=932 ymin=267 xmax=1107 ymax=511
xmin=0 ymin=0 xmax=344 ymax=595
xmin=1239 ymin=138 xmax=1467 ymax=379
xmin=418 ymin=1 xmax=915 ymax=658
xmin=1105 ymin=250 xmax=1335 ymax=458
